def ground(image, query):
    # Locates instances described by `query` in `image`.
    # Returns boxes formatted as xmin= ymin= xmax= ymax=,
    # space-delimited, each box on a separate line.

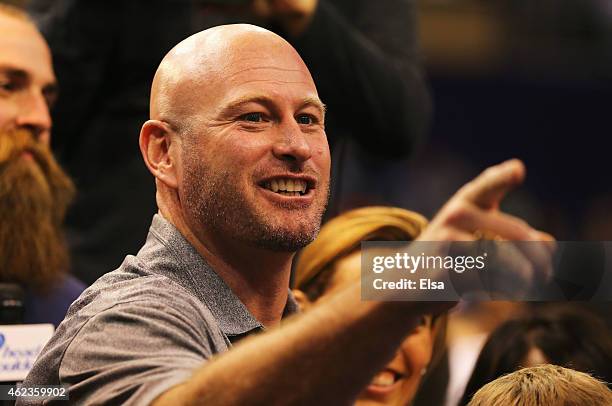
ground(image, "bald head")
xmin=150 ymin=24 xmax=317 ymax=132
xmin=140 ymin=23 xmax=329 ymax=256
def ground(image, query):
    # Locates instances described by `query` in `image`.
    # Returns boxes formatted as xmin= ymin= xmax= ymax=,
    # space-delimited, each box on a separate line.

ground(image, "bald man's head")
xmin=150 ymin=24 xmax=316 ymax=133
xmin=141 ymin=24 xmax=330 ymax=253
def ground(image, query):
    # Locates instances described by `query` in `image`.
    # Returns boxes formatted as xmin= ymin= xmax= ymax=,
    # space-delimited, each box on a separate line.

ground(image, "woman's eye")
xmin=296 ymin=114 xmax=314 ymax=125
xmin=0 ymin=80 xmax=16 ymax=92
xmin=242 ymin=112 xmax=264 ymax=122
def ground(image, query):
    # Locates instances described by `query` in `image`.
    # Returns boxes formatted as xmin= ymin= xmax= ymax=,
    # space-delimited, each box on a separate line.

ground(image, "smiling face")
xmin=0 ymin=11 xmax=57 ymax=145
xmin=321 ymin=251 xmax=434 ymax=406
xmin=164 ymin=26 xmax=330 ymax=251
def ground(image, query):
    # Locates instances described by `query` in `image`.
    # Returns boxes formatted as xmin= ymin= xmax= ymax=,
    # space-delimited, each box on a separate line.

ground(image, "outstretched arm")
xmin=153 ymin=159 xmax=553 ymax=406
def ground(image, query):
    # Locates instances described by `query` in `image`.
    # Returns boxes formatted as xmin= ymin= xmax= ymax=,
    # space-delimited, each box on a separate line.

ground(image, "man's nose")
xmin=15 ymin=92 xmax=52 ymax=145
xmin=272 ymin=121 xmax=313 ymax=164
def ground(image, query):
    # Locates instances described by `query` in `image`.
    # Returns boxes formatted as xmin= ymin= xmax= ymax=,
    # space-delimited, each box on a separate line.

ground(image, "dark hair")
xmin=460 ymin=304 xmax=612 ymax=405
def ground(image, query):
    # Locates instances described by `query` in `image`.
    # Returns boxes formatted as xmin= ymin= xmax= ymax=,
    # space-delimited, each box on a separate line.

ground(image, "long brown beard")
xmin=0 ymin=129 xmax=75 ymax=293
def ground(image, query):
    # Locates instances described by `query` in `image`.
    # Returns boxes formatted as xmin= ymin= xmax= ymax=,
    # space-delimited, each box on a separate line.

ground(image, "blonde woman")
xmin=293 ymin=207 xmax=447 ymax=405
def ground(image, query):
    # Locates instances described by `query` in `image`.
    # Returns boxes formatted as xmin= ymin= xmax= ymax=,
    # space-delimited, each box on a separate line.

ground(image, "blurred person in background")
xmin=443 ymin=300 xmax=525 ymax=406
xmin=459 ymin=303 xmax=612 ymax=405
xmin=0 ymin=4 xmax=83 ymax=327
xmin=467 ymin=364 xmax=612 ymax=406
xmin=27 ymin=0 xmax=431 ymax=283
xmin=293 ymin=206 xmax=448 ymax=406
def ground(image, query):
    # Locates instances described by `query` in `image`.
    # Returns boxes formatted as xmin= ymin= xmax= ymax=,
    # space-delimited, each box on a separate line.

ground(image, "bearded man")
xmin=0 ymin=5 xmax=82 ymax=327
xmin=21 ymin=24 xmax=552 ymax=405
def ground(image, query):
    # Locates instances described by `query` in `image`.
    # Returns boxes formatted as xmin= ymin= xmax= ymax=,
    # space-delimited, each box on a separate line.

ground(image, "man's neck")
xmin=159 ymin=206 xmax=293 ymax=328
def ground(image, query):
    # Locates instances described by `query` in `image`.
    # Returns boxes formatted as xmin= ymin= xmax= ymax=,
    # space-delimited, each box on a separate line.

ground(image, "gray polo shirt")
xmin=19 ymin=214 xmax=298 ymax=405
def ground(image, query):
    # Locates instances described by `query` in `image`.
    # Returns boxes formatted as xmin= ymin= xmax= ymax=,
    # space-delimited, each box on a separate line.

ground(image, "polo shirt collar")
xmin=145 ymin=214 xmax=298 ymax=338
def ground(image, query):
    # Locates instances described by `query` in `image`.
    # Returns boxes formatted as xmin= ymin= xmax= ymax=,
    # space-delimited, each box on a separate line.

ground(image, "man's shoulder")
xmin=68 ymin=254 xmax=211 ymax=324
xmin=21 ymin=255 xmax=227 ymax=394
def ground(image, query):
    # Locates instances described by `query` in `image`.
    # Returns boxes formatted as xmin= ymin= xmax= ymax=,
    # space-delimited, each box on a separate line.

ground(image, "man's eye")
xmin=296 ymin=114 xmax=314 ymax=125
xmin=241 ymin=112 xmax=264 ymax=122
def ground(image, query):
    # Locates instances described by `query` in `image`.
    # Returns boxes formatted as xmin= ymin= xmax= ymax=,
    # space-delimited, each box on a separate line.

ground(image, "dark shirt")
xmin=24 ymin=275 xmax=85 ymax=328
xmin=19 ymin=214 xmax=298 ymax=405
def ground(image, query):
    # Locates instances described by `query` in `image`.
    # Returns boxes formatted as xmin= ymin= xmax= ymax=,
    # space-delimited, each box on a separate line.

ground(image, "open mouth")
xmin=260 ymin=177 xmax=313 ymax=197
xmin=367 ymin=369 xmax=404 ymax=391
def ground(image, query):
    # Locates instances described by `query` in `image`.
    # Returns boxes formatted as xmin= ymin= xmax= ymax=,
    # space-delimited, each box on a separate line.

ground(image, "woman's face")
xmin=320 ymin=251 xmax=435 ymax=406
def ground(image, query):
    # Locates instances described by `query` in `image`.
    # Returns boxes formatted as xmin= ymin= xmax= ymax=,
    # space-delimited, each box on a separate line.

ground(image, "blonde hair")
xmin=468 ymin=364 xmax=612 ymax=406
xmin=293 ymin=206 xmax=447 ymax=370
xmin=293 ymin=206 xmax=427 ymax=290
xmin=0 ymin=4 xmax=34 ymax=23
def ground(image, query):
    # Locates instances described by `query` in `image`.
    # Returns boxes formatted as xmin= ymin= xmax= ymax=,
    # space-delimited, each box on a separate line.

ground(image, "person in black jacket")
xmin=28 ymin=0 xmax=431 ymax=283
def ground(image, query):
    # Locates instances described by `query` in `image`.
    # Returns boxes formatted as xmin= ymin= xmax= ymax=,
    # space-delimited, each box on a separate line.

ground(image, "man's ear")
xmin=140 ymin=120 xmax=179 ymax=189
xmin=291 ymin=289 xmax=313 ymax=311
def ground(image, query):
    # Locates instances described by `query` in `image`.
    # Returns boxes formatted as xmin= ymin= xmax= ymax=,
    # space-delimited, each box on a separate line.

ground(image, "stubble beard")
xmin=182 ymin=149 xmax=329 ymax=252
xmin=0 ymin=130 xmax=75 ymax=292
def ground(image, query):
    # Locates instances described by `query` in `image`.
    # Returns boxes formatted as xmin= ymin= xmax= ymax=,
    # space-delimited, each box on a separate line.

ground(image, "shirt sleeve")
xmin=57 ymin=297 xmax=223 ymax=405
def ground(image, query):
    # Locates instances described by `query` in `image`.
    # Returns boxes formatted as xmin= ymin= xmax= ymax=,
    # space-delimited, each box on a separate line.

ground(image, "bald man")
xmin=21 ymin=25 xmax=552 ymax=405
xmin=0 ymin=5 xmax=82 ymax=326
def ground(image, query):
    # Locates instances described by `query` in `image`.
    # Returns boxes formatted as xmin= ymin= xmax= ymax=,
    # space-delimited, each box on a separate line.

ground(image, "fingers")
xmin=447 ymin=202 xmax=537 ymax=240
xmin=417 ymin=221 xmax=476 ymax=242
xmin=414 ymin=159 xmax=558 ymax=300
xmin=441 ymin=202 xmax=554 ymax=282
xmin=458 ymin=159 xmax=525 ymax=210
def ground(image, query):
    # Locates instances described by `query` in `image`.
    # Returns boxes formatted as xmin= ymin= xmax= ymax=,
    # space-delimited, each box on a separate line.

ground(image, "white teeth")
xmin=264 ymin=178 xmax=308 ymax=194
xmin=370 ymin=371 xmax=396 ymax=387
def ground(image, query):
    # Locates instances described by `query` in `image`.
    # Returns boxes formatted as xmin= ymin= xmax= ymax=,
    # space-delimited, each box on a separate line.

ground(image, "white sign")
xmin=0 ymin=324 xmax=54 ymax=382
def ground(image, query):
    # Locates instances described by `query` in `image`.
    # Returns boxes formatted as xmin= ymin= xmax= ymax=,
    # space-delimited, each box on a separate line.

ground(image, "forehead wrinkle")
xmin=235 ymin=79 xmax=314 ymax=86
xmin=150 ymin=24 xmax=313 ymax=123
xmin=220 ymin=92 xmax=324 ymax=111
xmin=227 ymin=65 xmax=311 ymax=77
